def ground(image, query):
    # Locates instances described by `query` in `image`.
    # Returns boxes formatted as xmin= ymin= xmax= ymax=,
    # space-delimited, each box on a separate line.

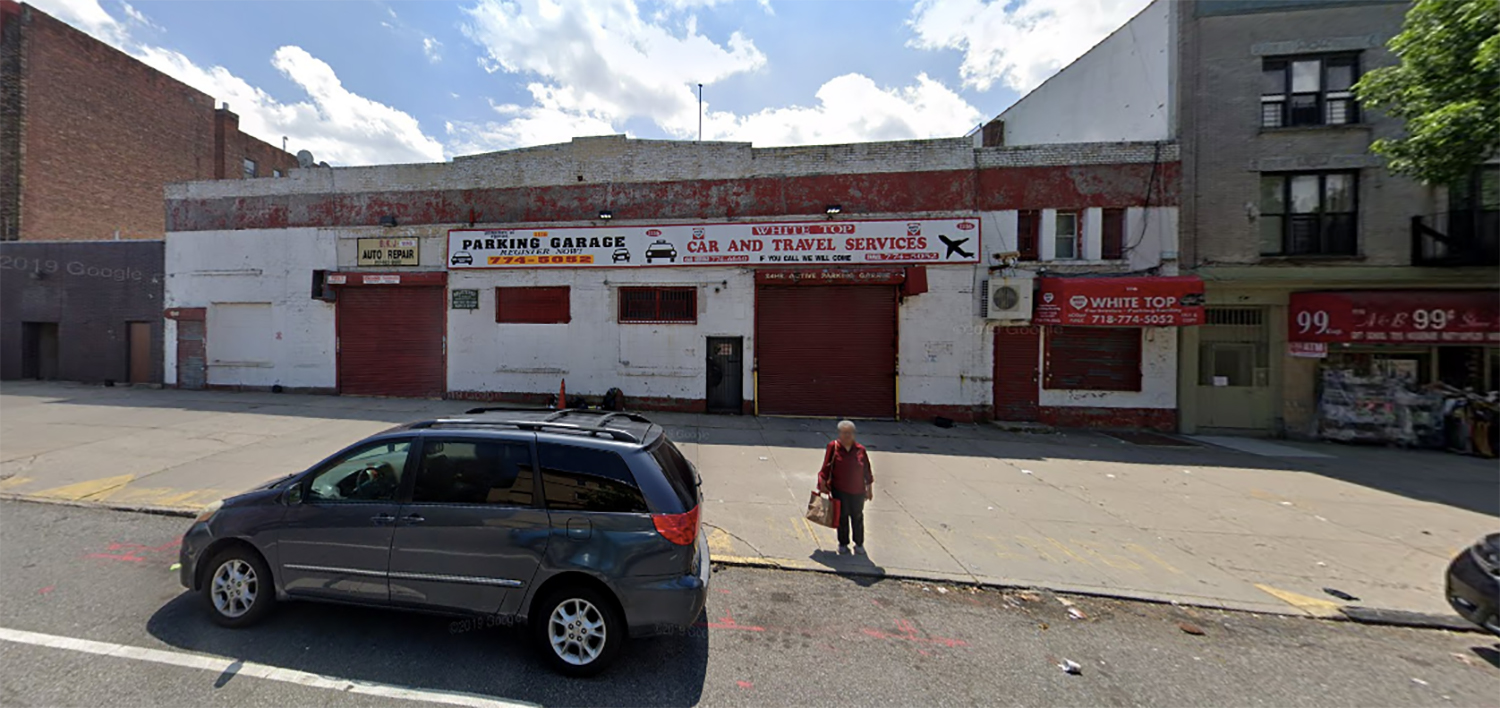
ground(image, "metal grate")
xmin=619 ymin=287 xmax=696 ymax=324
xmin=1205 ymin=308 xmax=1264 ymax=326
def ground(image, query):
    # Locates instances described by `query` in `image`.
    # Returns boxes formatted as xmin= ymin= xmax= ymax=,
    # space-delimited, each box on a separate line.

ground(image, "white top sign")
xmin=446 ymin=218 xmax=981 ymax=269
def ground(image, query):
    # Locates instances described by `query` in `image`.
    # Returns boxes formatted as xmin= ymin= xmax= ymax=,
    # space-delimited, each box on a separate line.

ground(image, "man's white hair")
xmin=837 ymin=420 xmax=856 ymax=433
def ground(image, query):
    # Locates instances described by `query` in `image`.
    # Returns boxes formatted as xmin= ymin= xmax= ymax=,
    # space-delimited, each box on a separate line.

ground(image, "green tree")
xmin=1355 ymin=0 xmax=1499 ymax=186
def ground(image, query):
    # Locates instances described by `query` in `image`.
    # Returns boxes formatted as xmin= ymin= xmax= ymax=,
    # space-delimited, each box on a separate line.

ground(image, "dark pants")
xmin=833 ymin=490 xmax=865 ymax=547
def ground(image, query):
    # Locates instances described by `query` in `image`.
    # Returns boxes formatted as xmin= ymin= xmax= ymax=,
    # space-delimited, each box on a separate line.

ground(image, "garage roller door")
xmin=337 ymin=286 xmax=445 ymax=398
xmin=756 ymin=285 xmax=896 ymax=418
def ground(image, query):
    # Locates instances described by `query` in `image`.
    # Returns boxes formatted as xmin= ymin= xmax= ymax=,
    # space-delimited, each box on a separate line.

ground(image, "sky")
xmin=32 ymin=0 xmax=1153 ymax=166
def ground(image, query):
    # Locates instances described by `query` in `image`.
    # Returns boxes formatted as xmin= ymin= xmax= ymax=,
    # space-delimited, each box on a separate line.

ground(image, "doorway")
xmin=706 ymin=336 xmax=743 ymax=414
xmin=21 ymin=322 xmax=59 ymax=380
xmin=127 ymin=322 xmax=152 ymax=383
xmin=993 ymin=326 xmax=1040 ymax=421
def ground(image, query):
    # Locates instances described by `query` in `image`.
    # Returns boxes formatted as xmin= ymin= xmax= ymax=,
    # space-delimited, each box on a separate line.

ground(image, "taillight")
xmin=652 ymin=505 xmax=700 ymax=546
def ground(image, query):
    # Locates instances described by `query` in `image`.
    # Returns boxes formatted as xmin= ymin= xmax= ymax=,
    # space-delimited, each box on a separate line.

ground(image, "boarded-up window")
xmin=1017 ymin=210 xmax=1040 ymax=260
xmin=1102 ymin=208 xmax=1126 ymax=260
xmin=1044 ymin=327 xmax=1141 ymax=391
xmin=619 ymin=287 xmax=696 ymax=324
xmin=208 ymin=302 xmax=272 ymax=365
xmin=496 ymin=287 xmax=570 ymax=324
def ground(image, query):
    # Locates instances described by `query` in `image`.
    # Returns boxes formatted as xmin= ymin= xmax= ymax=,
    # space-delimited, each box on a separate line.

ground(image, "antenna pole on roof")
xmin=697 ymin=83 xmax=703 ymax=142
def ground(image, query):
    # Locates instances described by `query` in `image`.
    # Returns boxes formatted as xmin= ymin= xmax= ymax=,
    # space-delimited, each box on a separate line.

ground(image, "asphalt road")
xmin=0 ymin=500 xmax=1495 ymax=707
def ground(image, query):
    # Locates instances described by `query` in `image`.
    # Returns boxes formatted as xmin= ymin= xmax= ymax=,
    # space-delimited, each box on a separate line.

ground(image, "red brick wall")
xmin=1037 ymin=406 xmax=1177 ymax=432
xmin=4 ymin=3 xmax=295 ymax=242
xmin=215 ymin=108 xmax=297 ymax=179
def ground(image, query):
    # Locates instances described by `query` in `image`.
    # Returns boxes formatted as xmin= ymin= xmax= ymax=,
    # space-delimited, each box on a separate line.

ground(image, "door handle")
xmin=401 ymin=514 xmax=425 ymax=524
xmin=371 ymin=513 xmax=396 ymax=524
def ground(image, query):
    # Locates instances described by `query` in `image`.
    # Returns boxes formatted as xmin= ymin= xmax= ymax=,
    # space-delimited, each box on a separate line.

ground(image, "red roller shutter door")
xmin=337 ymin=286 xmax=445 ymax=397
xmin=756 ymin=285 xmax=896 ymax=418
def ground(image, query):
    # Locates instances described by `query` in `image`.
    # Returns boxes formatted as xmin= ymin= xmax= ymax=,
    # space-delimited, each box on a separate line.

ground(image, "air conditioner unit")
xmin=985 ymin=277 xmax=1033 ymax=321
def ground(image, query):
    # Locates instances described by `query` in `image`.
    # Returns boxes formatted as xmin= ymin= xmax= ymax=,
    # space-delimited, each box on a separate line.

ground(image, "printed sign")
xmin=446 ymin=218 xmax=980 ymax=269
xmin=357 ymin=238 xmax=419 ymax=267
xmin=451 ymin=289 xmax=479 ymax=310
xmin=1288 ymin=342 xmax=1328 ymax=359
xmin=363 ymin=275 xmax=401 ymax=285
xmin=1034 ymin=276 xmax=1205 ymax=327
xmin=754 ymin=267 xmax=905 ymax=285
xmin=1288 ymin=290 xmax=1500 ymax=343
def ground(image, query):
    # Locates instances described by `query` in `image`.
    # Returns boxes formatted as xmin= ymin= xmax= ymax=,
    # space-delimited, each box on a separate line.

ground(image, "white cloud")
xmin=461 ymin=0 xmax=767 ymax=138
xmin=909 ymin=0 xmax=1151 ymax=93
xmin=134 ymin=45 xmax=444 ymax=165
xmin=119 ymin=1 xmax=161 ymax=31
xmin=453 ymin=0 xmax=978 ymax=154
xmin=703 ymin=73 xmax=981 ymax=146
xmin=423 ymin=37 xmax=442 ymax=63
xmin=31 ymin=0 xmax=443 ymax=165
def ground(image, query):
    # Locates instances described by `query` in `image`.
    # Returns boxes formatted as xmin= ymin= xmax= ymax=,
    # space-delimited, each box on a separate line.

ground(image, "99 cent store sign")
xmin=446 ymin=218 xmax=980 ymax=269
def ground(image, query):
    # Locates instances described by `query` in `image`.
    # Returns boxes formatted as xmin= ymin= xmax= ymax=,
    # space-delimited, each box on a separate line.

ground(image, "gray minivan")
xmin=177 ymin=409 xmax=708 ymax=676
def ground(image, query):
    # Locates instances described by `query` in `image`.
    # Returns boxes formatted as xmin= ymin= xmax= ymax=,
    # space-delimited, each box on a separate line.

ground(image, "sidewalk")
xmin=2 ymin=381 xmax=1495 ymax=622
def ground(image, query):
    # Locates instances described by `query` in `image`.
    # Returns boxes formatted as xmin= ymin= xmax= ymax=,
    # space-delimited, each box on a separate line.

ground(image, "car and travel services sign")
xmin=446 ymin=218 xmax=981 ymax=269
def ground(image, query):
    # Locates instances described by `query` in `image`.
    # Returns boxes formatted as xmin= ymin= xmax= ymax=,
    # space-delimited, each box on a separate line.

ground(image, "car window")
xmin=538 ymin=443 xmax=648 ymax=512
xmin=306 ymin=440 xmax=410 ymax=502
xmin=413 ymin=439 xmax=534 ymax=506
xmin=649 ymin=438 xmax=699 ymax=510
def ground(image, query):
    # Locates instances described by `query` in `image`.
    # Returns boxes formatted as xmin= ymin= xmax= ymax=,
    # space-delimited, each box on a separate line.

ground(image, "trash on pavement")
xmin=1411 ymin=678 xmax=1428 ymax=686
xmin=1067 ymin=607 xmax=1087 ymax=620
xmin=1058 ymin=659 xmax=1082 ymax=675
xmin=758 ymin=456 xmax=768 ymax=461
xmin=1279 ymin=501 xmax=1293 ymax=506
xmin=1178 ymin=622 xmax=1205 ymax=635
xmin=1106 ymin=474 xmax=1116 ymax=479
xmin=169 ymin=562 xmax=181 ymax=571
xmin=937 ymin=587 xmax=949 ymax=594
xmin=1322 ymin=588 xmax=1360 ymax=601
xmin=1022 ymin=469 xmax=1034 ymax=475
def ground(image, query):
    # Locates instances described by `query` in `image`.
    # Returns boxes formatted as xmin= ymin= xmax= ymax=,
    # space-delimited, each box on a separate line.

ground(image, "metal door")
xmin=1194 ymin=307 xmax=1274 ymax=431
xmin=756 ymin=285 xmax=897 ymax=418
xmin=706 ymin=336 xmax=743 ymax=414
xmin=127 ymin=322 xmax=152 ymax=383
xmin=175 ymin=320 xmax=206 ymax=390
xmin=993 ymin=326 xmax=1040 ymax=421
xmin=337 ymin=286 xmax=445 ymax=397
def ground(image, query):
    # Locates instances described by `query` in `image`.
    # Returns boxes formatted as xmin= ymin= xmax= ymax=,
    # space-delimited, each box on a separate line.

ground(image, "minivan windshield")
xmin=649 ymin=438 xmax=699 ymax=510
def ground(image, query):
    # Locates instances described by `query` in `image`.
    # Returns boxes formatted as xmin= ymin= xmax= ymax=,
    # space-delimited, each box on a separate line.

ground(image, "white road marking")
xmin=0 ymin=626 xmax=536 ymax=708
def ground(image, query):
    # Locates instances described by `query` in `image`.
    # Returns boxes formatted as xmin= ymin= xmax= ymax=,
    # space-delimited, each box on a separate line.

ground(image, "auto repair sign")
xmin=446 ymin=218 xmax=980 ymax=269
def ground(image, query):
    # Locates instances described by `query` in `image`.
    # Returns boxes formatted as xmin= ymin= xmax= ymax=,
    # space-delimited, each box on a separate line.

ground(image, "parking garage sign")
xmin=446 ymin=218 xmax=980 ymax=269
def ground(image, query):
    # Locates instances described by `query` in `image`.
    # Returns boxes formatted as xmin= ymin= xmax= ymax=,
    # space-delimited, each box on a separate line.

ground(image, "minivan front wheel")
xmin=203 ymin=547 xmax=275 ymax=628
xmin=533 ymin=586 xmax=622 ymax=676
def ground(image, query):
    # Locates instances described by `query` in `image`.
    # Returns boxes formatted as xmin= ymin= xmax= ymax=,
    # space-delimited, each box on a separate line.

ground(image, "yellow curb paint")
xmin=1254 ymin=583 xmax=1343 ymax=617
xmin=1124 ymin=543 xmax=1184 ymax=574
xmin=706 ymin=527 xmax=735 ymax=556
xmin=0 ymin=476 xmax=33 ymax=491
xmin=30 ymin=474 xmax=135 ymax=502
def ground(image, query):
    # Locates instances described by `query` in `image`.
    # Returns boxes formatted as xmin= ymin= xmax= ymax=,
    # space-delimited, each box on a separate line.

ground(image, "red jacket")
xmin=818 ymin=441 xmax=873 ymax=495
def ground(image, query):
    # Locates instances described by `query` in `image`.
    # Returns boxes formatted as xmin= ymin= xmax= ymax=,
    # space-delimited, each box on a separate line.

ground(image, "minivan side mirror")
xmin=283 ymin=485 xmax=304 ymax=505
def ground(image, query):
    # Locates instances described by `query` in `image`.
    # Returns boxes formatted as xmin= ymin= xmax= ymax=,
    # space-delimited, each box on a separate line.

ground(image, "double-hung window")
xmin=1260 ymin=172 xmax=1358 ymax=256
xmin=1262 ymin=55 xmax=1359 ymax=128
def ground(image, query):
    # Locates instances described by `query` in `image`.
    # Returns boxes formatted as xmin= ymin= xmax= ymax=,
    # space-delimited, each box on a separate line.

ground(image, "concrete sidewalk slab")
xmin=2 ymin=380 xmax=1494 ymax=625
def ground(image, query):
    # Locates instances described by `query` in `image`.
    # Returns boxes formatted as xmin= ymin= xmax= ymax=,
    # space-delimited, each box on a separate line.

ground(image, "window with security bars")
xmin=1260 ymin=172 xmax=1358 ymax=256
xmin=618 ymin=287 xmax=696 ymax=324
xmin=1261 ymin=55 xmax=1359 ymax=128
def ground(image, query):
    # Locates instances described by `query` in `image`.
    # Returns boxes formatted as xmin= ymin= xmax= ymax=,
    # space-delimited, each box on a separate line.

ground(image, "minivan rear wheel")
xmin=202 ymin=546 xmax=275 ymax=628
xmin=532 ymin=585 xmax=623 ymax=676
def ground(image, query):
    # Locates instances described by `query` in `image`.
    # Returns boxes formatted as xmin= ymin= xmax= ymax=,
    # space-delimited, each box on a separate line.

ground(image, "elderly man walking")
xmin=817 ymin=420 xmax=875 ymax=555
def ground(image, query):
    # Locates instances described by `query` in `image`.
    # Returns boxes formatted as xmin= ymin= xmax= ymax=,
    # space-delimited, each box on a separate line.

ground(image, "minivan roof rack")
xmin=409 ymin=418 xmax=642 ymax=444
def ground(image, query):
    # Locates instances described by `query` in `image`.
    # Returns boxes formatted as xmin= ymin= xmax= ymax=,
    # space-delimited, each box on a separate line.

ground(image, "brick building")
xmin=163 ymin=134 xmax=1195 ymax=428
xmin=986 ymin=0 xmax=1499 ymax=439
xmin=0 ymin=1 xmax=297 ymax=385
xmin=0 ymin=1 xmax=297 ymax=242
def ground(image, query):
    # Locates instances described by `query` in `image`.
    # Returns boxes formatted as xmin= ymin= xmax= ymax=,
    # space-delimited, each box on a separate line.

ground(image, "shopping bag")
xmin=805 ymin=490 xmax=841 ymax=528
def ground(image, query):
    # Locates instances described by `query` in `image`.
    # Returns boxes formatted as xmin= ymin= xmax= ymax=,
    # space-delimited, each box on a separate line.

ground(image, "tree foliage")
xmin=1355 ymin=0 xmax=1499 ymax=186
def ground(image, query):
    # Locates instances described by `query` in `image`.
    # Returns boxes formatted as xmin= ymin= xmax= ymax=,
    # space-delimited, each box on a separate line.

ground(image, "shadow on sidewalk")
xmin=808 ymin=549 xmax=887 ymax=588
xmin=9 ymin=381 xmax=1496 ymax=516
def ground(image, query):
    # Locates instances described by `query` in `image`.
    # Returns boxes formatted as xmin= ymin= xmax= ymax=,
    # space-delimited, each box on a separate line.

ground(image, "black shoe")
xmin=854 ymin=545 xmax=867 ymax=555
xmin=837 ymin=545 xmax=850 ymax=555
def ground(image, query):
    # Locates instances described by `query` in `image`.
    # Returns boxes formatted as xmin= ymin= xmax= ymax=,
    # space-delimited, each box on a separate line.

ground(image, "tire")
xmin=201 ymin=546 xmax=276 ymax=628
xmin=531 ymin=585 xmax=624 ymax=677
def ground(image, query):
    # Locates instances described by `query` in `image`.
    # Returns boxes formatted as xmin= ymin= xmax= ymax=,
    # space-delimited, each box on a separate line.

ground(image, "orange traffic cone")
xmin=558 ymin=379 xmax=567 ymax=410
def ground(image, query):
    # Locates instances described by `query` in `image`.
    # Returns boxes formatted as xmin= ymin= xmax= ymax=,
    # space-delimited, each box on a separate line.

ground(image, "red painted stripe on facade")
xmin=166 ymin=164 xmax=1180 ymax=232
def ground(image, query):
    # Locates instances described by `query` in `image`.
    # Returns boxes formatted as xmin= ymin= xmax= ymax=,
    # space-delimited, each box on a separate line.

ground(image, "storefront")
xmin=327 ymin=271 xmax=447 ymax=398
xmin=992 ymin=275 xmax=1203 ymax=431
xmin=1288 ymin=290 xmax=1499 ymax=452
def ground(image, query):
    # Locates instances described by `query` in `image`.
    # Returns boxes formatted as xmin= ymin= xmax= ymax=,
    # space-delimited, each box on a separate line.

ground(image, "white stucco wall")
xmin=996 ymin=0 xmax=1173 ymax=146
xmin=1038 ymin=327 xmax=1178 ymax=409
xmin=977 ymin=208 xmax=1177 ymax=271
xmin=164 ymin=228 xmax=337 ymax=388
